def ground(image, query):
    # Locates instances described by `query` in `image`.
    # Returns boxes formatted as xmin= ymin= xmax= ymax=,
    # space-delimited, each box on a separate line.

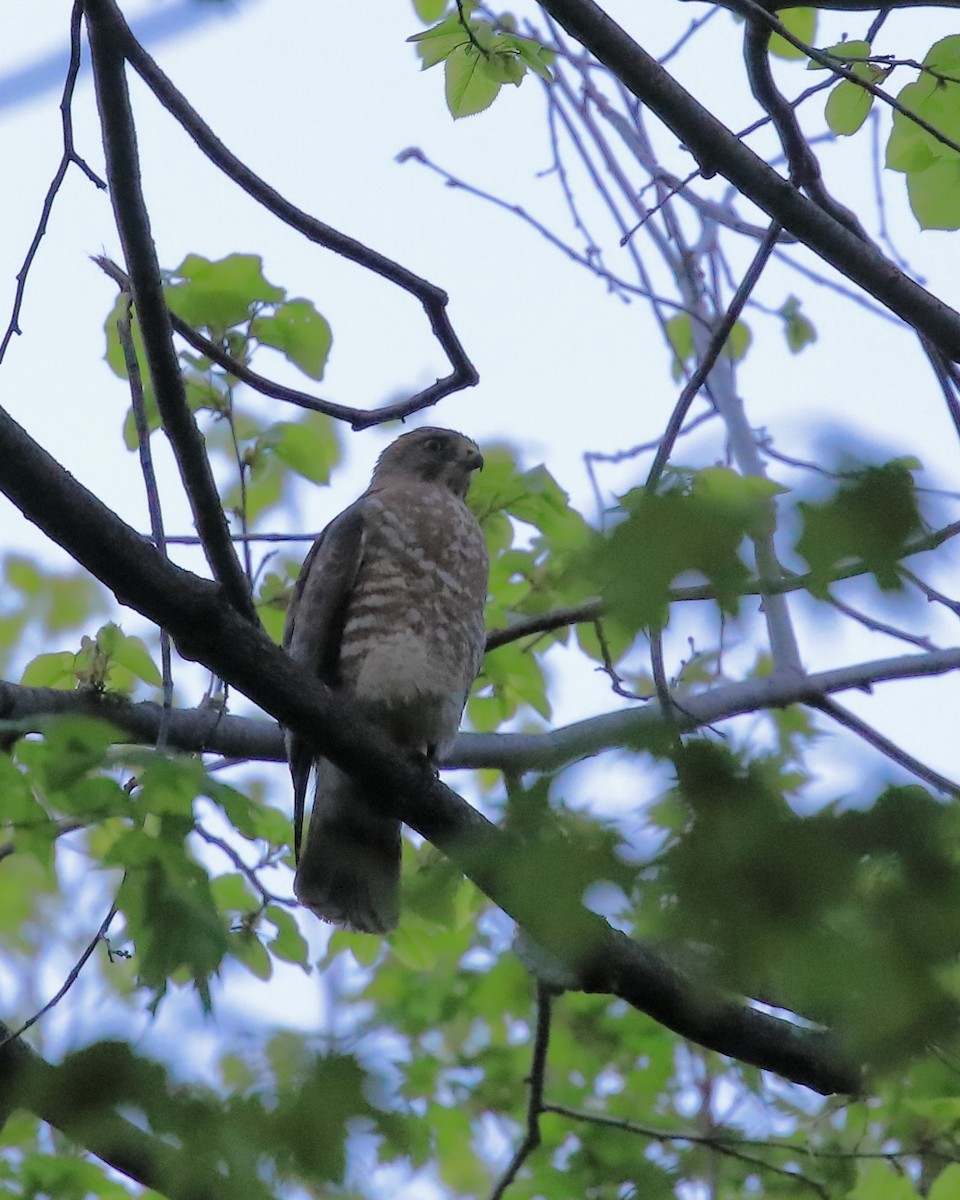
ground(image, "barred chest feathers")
xmin=338 ymin=482 xmax=488 ymax=749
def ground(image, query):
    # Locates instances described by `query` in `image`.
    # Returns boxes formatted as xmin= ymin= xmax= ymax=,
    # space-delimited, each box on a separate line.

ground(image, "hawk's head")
xmin=372 ymin=427 xmax=484 ymax=499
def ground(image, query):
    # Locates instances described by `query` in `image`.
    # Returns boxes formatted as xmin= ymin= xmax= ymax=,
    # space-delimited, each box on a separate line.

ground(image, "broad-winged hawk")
xmin=284 ymin=427 xmax=488 ymax=933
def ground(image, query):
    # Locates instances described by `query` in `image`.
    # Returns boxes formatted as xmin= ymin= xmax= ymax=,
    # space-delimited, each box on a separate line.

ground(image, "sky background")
xmin=2 ymin=4 xmax=959 ymax=1188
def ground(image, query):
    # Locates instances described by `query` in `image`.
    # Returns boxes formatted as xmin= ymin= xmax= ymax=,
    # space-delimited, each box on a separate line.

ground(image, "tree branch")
xmin=85 ymin=0 xmax=477 ymax=430
xmin=0 ymin=400 xmax=859 ymax=1094
xmin=85 ymin=2 xmax=257 ymax=624
xmin=4 ymin=642 xmax=958 ymax=785
xmin=535 ymin=0 xmax=960 ymax=360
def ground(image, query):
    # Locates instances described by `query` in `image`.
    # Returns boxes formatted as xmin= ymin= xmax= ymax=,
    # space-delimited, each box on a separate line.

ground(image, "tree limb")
xmin=85 ymin=2 xmax=257 ymax=624
xmin=3 ymin=645 xmax=959 ymax=776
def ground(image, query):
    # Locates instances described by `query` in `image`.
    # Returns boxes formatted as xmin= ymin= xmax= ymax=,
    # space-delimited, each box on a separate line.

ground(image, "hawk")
xmin=283 ymin=427 xmax=488 ymax=933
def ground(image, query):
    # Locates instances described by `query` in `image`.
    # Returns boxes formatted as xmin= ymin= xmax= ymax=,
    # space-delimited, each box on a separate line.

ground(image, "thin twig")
xmin=117 ymin=298 xmax=174 ymax=748
xmin=0 ymin=902 xmax=118 ymax=1052
xmin=814 ymin=697 xmax=960 ymax=798
xmin=645 ymin=222 xmax=781 ymax=491
xmin=194 ymin=825 xmax=296 ymax=909
xmin=398 ymin=148 xmax=693 ymax=315
xmin=0 ymin=0 xmax=106 ymax=364
xmin=542 ymin=1104 xmax=830 ymax=1198
xmin=824 ymin=591 xmax=936 ymax=651
xmin=489 ymin=985 xmax=553 ymax=1200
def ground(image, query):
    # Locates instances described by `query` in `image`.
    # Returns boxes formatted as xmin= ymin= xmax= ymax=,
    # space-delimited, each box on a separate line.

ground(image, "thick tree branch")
xmin=85 ymin=0 xmax=478 ymax=430
xmin=535 ymin=0 xmax=960 ymax=360
xmin=85 ymin=3 xmax=257 ymax=624
xmin=0 ymin=400 xmax=858 ymax=1094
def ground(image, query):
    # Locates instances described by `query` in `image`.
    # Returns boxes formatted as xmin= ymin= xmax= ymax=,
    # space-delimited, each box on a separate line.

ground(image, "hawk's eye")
xmin=423 ymin=436 xmax=444 ymax=454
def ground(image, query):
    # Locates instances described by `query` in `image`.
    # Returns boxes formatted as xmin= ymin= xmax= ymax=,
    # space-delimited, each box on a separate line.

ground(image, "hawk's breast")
xmin=337 ymin=483 xmax=488 ymax=747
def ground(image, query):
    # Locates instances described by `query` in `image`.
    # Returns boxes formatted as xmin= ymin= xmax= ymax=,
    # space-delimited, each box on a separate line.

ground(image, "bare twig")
xmin=645 ymin=222 xmax=781 ymax=491
xmin=489 ymin=985 xmax=553 ymax=1200
xmin=398 ymin=148 xmax=693 ymax=314
xmin=117 ymin=299 xmax=174 ymax=747
xmin=193 ymin=825 xmax=296 ymax=910
xmin=0 ymin=0 xmax=106 ymax=365
xmin=0 ymin=902 xmax=118 ymax=1053
xmin=814 ymin=697 xmax=960 ymax=798
xmin=535 ymin=0 xmax=960 ymax=359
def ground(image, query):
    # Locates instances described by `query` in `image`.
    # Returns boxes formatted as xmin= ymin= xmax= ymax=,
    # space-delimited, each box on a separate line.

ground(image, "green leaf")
xmin=825 ymin=78 xmax=874 ymax=136
xmin=906 ymin=157 xmax=960 ymax=230
xmin=103 ymin=628 xmax=162 ymax=687
xmin=444 ymin=43 xmax=502 ymax=118
xmin=412 ymin=0 xmax=447 ymax=20
xmin=259 ymin=413 xmax=340 ymax=484
xmin=166 ymin=254 xmax=285 ymax=335
xmin=925 ymin=32 xmax=960 ymax=73
xmin=211 ymin=872 xmax=257 ymax=915
xmin=20 ymin=650 xmax=77 ymax=688
xmin=408 ymin=13 xmax=470 ymax=70
xmin=779 ymin=295 xmax=817 ymax=353
xmin=723 ymin=319 xmax=751 ymax=363
xmin=769 ymin=7 xmax=816 ymax=61
xmin=930 ymin=1165 xmax=960 ymax=1200
xmin=795 ymin=460 xmax=926 ymax=595
xmin=579 ymin=468 xmax=782 ymax=631
xmin=266 ymin=905 xmax=310 ymax=968
xmin=665 ymin=312 xmax=693 ymax=380
xmin=511 ymin=33 xmax=554 ymax=82
xmin=231 ymin=930 xmax=273 ymax=981
xmin=251 ymin=300 xmax=332 ymax=380
xmin=847 ymin=1161 xmax=920 ymax=1199
xmin=116 ymin=844 xmax=230 ymax=1009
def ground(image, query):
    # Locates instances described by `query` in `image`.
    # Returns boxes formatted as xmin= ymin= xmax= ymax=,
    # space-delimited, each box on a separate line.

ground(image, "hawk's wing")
xmin=283 ymin=499 xmax=366 ymax=860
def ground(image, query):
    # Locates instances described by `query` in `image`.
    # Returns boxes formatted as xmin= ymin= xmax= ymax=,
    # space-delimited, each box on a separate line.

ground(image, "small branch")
xmin=645 ymin=222 xmax=781 ymax=490
xmin=118 ymin=299 xmax=174 ymax=745
xmin=193 ymin=825 xmax=295 ymax=910
xmin=0 ymin=902 xmax=118 ymax=1053
xmin=813 ymin=697 xmax=960 ymax=798
xmin=542 ymin=1104 xmax=829 ymax=1198
xmin=735 ymin=0 xmax=960 ymax=161
xmin=89 ymin=0 xmax=477 ymax=427
xmin=0 ymin=0 xmax=106 ymax=365
xmin=93 ymin=256 xmax=421 ymax=428
xmin=4 ymin=645 xmax=960 ymax=779
xmin=398 ymin=147 xmax=694 ymax=314
xmin=824 ymin=590 xmax=936 ymax=650
xmin=489 ymin=985 xmax=553 ymax=1200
